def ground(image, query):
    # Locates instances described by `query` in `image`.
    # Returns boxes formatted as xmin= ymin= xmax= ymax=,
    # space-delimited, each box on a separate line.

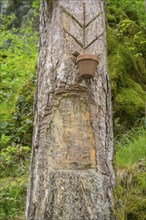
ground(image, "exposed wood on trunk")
xmin=26 ymin=0 xmax=115 ymax=219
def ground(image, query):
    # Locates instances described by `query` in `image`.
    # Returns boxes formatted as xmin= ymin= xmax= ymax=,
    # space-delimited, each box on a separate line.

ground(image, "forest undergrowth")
xmin=0 ymin=0 xmax=146 ymax=219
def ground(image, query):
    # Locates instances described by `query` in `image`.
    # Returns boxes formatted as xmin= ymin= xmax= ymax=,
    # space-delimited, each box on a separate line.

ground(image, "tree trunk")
xmin=26 ymin=0 xmax=115 ymax=219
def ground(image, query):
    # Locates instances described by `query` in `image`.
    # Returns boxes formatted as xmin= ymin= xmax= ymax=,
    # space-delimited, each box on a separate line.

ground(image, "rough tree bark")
xmin=26 ymin=0 xmax=115 ymax=219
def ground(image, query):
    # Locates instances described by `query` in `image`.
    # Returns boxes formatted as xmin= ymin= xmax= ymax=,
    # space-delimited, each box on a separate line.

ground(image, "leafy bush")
xmin=32 ymin=0 xmax=40 ymax=9
xmin=0 ymin=10 xmax=38 ymax=145
xmin=0 ymin=6 xmax=37 ymax=220
xmin=0 ymin=176 xmax=28 ymax=220
xmin=0 ymin=144 xmax=30 ymax=178
xmin=0 ymin=13 xmax=38 ymax=124
xmin=0 ymin=134 xmax=11 ymax=149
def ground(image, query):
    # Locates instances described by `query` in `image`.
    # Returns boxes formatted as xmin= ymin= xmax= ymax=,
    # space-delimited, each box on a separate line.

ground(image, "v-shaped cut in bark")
xmin=61 ymin=5 xmax=103 ymax=51
xmin=85 ymin=12 xmax=101 ymax=28
xmin=61 ymin=6 xmax=83 ymax=28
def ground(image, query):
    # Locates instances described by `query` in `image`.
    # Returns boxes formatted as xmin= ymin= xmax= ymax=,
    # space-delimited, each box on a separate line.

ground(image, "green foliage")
xmin=32 ymin=0 xmax=40 ymax=9
xmin=0 ymin=144 xmax=30 ymax=177
xmin=115 ymin=80 xmax=145 ymax=118
xmin=117 ymin=19 xmax=138 ymax=39
xmin=11 ymin=76 xmax=36 ymax=145
xmin=116 ymin=127 xmax=146 ymax=167
xmin=0 ymin=76 xmax=35 ymax=146
xmin=114 ymin=127 xmax=146 ymax=220
xmin=0 ymin=7 xmax=37 ymax=219
xmin=0 ymin=10 xmax=37 ymax=146
xmin=107 ymin=0 xmax=146 ymax=23
xmin=0 ymin=134 xmax=11 ymax=149
xmin=0 ymin=13 xmax=38 ymax=123
xmin=0 ymin=135 xmax=30 ymax=219
xmin=0 ymin=0 xmax=145 ymax=219
xmin=114 ymin=162 xmax=146 ymax=220
xmin=106 ymin=0 xmax=146 ymax=133
xmin=0 ymin=176 xmax=28 ymax=220
xmin=0 ymin=13 xmax=34 ymax=218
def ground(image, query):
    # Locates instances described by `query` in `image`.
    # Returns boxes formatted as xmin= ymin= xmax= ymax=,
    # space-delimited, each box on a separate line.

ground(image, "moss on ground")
xmin=114 ymin=161 xmax=146 ymax=220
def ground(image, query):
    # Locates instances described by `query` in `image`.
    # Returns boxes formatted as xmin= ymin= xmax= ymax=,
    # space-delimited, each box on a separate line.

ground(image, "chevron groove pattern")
xmin=84 ymin=31 xmax=104 ymax=50
xmin=85 ymin=12 xmax=101 ymax=28
xmin=60 ymin=6 xmax=83 ymax=28
xmin=61 ymin=3 xmax=103 ymax=51
xmin=63 ymin=28 xmax=84 ymax=48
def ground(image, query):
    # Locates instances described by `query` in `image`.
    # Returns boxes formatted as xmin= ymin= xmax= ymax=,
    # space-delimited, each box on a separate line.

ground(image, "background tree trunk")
xmin=26 ymin=0 xmax=115 ymax=219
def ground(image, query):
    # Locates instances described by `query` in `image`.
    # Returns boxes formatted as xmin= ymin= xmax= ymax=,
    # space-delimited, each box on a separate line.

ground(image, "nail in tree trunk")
xmin=26 ymin=0 xmax=115 ymax=219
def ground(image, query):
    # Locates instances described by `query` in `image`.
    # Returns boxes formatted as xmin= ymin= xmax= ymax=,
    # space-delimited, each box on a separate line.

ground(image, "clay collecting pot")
xmin=76 ymin=54 xmax=99 ymax=79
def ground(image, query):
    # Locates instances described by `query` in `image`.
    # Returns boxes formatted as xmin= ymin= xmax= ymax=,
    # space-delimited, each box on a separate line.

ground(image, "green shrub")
xmin=0 ymin=11 xmax=37 ymax=145
xmin=0 ymin=175 xmax=28 ymax=220
xmin=0 ymin=13 xmax=38 ymax=124
xmin=0 ymin=144 xmax=30 ymax=178
xmin=0 ymin=134 xmax=11 ymax=149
